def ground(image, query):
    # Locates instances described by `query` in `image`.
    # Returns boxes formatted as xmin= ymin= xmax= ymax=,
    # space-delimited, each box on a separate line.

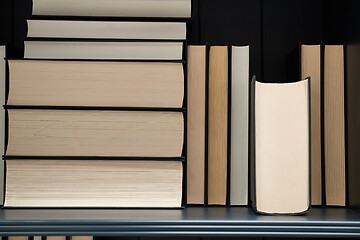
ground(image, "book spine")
xmin=186 ymin=45 xmax=206 ymax=205
xmin=207 ymin=46 xmax=228 ymax=205
xmin=0 ymin=45 xmax=5 ymax=206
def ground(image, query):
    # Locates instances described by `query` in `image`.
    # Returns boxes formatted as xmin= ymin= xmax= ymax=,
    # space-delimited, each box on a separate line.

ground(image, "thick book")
xmin=230 ymin=45 xmax=249 ymax=206
xmin=208 ymin=46 xmax=228 ymax=205
xmin=24 ymin=41 xmax=184 ymax=60
xmin=187 ymin=45 xmax=206 ymax=204
xmin=32 ymin=0 xmax=191 ymax=18
xmin=324 ymin=45 xmax=346 ymax=206
xmin=4 ymin=160 xmax=183 ymax=207
xmin=27 ymin=20 xmax=187 ymax=40
xmin=301 ymin=44 xmax=322 ymax=205
xmin=6 ymin=109 xmax=184 ymax=157
xmin=0 ymin=46 xmax=5 ymax=206
xmin=7 ymin=60 xmax=184 ymax=108
xmin=250 ymin=78 xmax=310 ymax=215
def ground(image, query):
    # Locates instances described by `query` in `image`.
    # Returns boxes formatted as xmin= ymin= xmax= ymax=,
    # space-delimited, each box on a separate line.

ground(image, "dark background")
xmin=0 ymin=0 xmax=360 ymax=239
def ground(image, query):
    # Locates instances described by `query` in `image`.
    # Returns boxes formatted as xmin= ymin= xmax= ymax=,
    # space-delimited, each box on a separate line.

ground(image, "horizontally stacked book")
xmin=1 ymin=0 xmax=191 ymax=208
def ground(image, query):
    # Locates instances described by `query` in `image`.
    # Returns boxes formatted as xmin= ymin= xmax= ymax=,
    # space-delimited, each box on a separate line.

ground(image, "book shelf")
xmin=0 ymin=0 xmax=360 ymax=238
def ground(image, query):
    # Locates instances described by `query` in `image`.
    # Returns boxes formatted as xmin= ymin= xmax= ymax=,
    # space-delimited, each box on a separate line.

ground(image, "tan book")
xmin=301 ymin=44 xmax=322 ymax=205
xmin=71 ymin=237 xmax=92 ymax=240
xmin=324 ymin=45 xmax=346 ymax=206
xmin=7 ymin=60 xmax=184 ymax=108
xmin=47 ymin=237 xmax=66 ymax=240
xmin=6 ymin=109 xmax=184 ymax=157
xmin=8 ymin=237 xmax=28 ymax=240
xmin=5 ymin=160 xmax=183 ymax=207
xmin=251 ymin=78 xmax=310 ymax=214
xmin=187 ymin=45 xmax=206 ymax=204
xmin=208 ymin=46 xmax=228 ymax=205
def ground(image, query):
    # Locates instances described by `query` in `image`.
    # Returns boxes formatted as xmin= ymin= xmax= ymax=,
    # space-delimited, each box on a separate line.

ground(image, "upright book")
xmin=250 ymin=77 xmax=310 ymax=214
xmin=32 ymin=0 xmax=191 ymax=18
xmin=187 ymin=45 xmax=206 ymax=204
xmin=208 ymin=46 xmax=228 ymax=205
xmin=230 ymin=45 xmax=249 ymax=206
xmin=324 ymin=45 xmax=346 ymax=206
xmin=27 ymin=20 xmax=187 ymax=40
xmin=0 ymin=46 xmax=5 ymax=205
xmin=301 ymin=44 xmax=322 ymax=205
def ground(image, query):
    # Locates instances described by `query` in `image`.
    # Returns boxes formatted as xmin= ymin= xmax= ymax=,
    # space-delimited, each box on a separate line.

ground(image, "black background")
xmin=0 ymin=0 xmax=360 ymax=239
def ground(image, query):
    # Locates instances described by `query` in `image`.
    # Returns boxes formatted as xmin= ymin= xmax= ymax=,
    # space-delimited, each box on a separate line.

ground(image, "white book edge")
xmin=230 ymin=45 xmax=249 ymax=205
xmin=27 ymin=20 xmax=187 ymax=40
xmin=32 ymin=0 xmax=191 ymax=18
xmin=0 ymin=45 xmax=5 ymax=206
xmin=24 ymin=41 xmax=183 ymax=60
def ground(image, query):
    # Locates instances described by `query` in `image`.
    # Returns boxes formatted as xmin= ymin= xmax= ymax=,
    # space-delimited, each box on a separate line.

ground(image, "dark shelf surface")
xmin=0 ymin=207 xmax=359 ymax=237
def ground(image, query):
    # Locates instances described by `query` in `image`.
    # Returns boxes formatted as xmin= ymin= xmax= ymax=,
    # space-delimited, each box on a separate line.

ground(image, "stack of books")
xmin=1 ymin=0 xmax=192 ymax=208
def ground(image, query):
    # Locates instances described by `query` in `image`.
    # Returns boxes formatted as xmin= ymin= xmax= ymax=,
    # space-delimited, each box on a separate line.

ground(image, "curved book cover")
xmin=250 ymin=77 xmax=310 ymax=215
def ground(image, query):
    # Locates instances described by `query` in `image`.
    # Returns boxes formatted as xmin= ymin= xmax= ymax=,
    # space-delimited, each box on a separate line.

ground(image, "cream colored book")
xmin=6 ymin=109 xmax=184 ymax=157
xmin=0 ymin=46 xmax=5 ymax=205
xmin=27 ymin=20 xmax=187 ymax=40
xmin=5 ymin=160 xmax=183 ymax=207
xmin=301 ymin=44 xmax=322 ymax=205
xmin=32 ymin=0 xmax=191 ymax=18
xmin=24 ymin=41 xmax=183 ymax=60
xmin=208 ymin=46 xmax=228 ymax=205
xmin=324 ymin=45 xmax=346 ymax=206
xmin=251 ymin=78 xmax=310 ymax=214
xmin=187 ymin=45 xmax=206 ymax=204
xmin=8 ymin=60 xmax=184 ymax=108
xmin=230 ymin=45 xmax=249 ymax=206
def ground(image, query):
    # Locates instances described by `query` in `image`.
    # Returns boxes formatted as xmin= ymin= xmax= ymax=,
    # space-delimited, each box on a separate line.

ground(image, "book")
xmin=7 ymin=60 xmax=184 ymax=108
xmin=230 ymin=45 xmax=249 ymax=206
xmin=0 ymin=46 xmax=5 ymax=205
xmin=6 ymin=109 xmax=184 ymax=157
xmin=324 ymin=45 xmax=346 ymax=206
xmin=8 ymin=237 xmax=28 ymax=240
xmin=187 ymin=45 xmax=206 ymax=204
xmin=208 ymin=46 xmax=228 ymax=205
xmin=250 ymin=78 xmax=310 ymax=214
xmin=32 ymin=0 xmax=191 ymax=18
xmin=47 ymin=237 xmax=65 ymax=240
xmin=72 ymin=237 xmax=92 ymax=240
xmin=24 ymin=41 xmax=184 ymax=60
xmin=27 ymin=20 xmax=187 ymax=40
xmin=4 ymin=160 xmax=183 ymax=207
xmin=301 ymin=44 xmax=322 ymax=205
